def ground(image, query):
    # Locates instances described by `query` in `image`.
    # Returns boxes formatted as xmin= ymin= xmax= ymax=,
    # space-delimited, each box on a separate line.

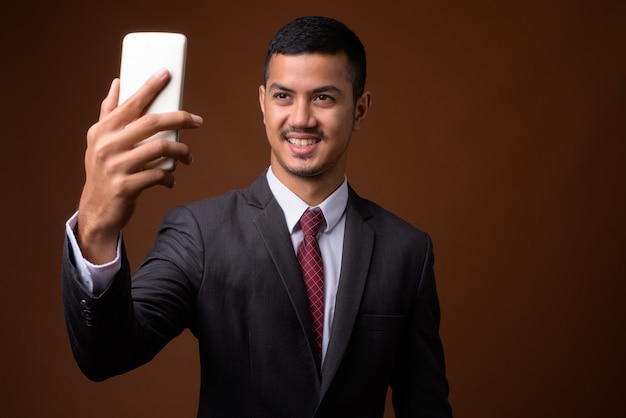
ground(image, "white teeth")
xmin=287 ymin=138 xmax=318 ymax=146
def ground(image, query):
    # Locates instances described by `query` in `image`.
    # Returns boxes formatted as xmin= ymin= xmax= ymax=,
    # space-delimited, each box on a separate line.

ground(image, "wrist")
xmin=76 ymin=213 xmax=120 ymax=264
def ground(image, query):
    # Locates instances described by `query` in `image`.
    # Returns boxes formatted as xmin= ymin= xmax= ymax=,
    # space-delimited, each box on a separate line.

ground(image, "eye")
xmin=274 ymin=92 xmax=289 ymax=100
xmin=313 ymin=94 xmax=336 ymax=107
xmin=315 ymin=94 xmax=332 ymax=101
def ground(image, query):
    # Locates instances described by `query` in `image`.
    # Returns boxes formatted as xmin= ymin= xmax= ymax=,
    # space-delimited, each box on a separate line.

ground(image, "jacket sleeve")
xmin=61 ymin=205 xmax=203 ymax=381
xmin=390 ymin=234 xmax=453 ymax=417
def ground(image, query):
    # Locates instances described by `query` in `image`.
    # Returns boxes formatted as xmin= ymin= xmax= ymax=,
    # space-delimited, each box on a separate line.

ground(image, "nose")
xmin=289 ymin=99 xmax=316 ymax=128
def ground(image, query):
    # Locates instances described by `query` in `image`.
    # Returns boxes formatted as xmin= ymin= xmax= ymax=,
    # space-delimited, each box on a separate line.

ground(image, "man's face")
xmin=259 ymin=53 xmax=370 ymax=187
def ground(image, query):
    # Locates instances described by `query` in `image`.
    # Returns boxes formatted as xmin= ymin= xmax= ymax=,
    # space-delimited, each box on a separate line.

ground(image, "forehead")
xmin=266 ymin=53 xmax=352 ymax=89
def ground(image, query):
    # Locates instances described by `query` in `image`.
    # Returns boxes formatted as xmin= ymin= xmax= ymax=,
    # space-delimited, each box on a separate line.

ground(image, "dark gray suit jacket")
xmin=63 ymin=173 xmax=452 ymax=417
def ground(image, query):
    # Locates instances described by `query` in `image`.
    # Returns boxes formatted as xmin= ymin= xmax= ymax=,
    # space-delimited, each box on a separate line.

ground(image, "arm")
xmin=63 ymin=70 xmax=203 ymax=380
xmin=62 ymin=206 xmax=203 ymax=382
xmin=391 ymin=235 xmax=453 ymax=417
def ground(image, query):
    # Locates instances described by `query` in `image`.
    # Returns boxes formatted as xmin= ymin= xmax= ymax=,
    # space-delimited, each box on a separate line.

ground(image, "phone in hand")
xmin=118 ymin=32 xmax=187 ymax=171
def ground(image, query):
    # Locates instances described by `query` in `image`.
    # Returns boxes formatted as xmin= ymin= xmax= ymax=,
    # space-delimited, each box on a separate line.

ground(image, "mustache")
xmin=280 ymin=127 xmax=326 ymax=139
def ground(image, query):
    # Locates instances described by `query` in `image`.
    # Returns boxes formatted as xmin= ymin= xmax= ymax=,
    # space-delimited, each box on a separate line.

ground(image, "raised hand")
xmin=77 ymin=69 xmax=203 ymax=264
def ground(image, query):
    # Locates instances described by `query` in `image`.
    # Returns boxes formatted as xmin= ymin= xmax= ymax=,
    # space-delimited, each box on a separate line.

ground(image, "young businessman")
xmin=63 ymin=16 xmax=452 ymax=417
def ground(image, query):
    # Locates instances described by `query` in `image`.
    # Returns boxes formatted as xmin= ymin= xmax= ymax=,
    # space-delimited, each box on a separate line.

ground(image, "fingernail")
xmin=153 ymin=68 xmax=169 ymax=79
xmin=191 ymin=114 xmax=203 ymax=126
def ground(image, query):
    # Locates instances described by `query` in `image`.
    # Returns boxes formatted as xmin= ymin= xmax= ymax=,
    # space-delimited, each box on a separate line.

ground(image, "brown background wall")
xmin=2 ymin=1 xmax=624 ymax=417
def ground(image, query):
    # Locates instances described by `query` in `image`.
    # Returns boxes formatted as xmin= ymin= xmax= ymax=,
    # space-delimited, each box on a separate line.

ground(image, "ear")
xmin=353 ymin=91 xmax=371 ymax=131
xmin=259 ymin=85 xmax=266 ymax=124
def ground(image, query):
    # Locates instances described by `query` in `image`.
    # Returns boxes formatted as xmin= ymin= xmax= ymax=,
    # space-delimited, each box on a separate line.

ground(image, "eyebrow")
xmin=268 ymin=83 xmax=344 ymax=96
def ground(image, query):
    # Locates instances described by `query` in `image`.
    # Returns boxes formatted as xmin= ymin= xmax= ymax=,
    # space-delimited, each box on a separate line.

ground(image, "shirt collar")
xmin=266 ymin=166 xmax=348 ymax=234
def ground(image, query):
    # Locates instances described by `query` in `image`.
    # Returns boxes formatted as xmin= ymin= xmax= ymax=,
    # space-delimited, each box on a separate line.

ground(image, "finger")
xmin=99 ymin=79 xmax=120 ymax=120
xmin=124 ymin=165 xmax=178 ymax=193
xmin=113 ymin=68 xmax=172 ymax=127
xmin=96 ymin=69 xmax=171 ymax=131
xmin=116 ymin=110 xmax=203 ymax=149
xmin=120 ymin=137 xmax=193 ymax=173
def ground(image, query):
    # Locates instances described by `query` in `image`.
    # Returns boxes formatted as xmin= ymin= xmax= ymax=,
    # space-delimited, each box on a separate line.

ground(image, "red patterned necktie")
xmin=297 ymin=207 xmax=325 ymax=359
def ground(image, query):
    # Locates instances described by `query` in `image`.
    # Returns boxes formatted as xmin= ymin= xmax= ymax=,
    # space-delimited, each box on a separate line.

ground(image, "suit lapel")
xmin=249 ymin=175 xmax=322 ymax=373
xmin=320 ymin=189 xmax=374 ymax=395
xmin=247 ymin=175 xmax=375 ymax=389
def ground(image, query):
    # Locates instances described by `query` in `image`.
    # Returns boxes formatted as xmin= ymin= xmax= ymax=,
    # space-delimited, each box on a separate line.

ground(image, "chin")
xmin=287 ymin=167 xmax=320 ymax=178
xmin=282 ymin=161 xmax=323 ymax=178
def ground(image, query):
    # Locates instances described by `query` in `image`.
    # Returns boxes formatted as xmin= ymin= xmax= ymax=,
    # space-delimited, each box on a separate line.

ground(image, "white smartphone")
xmin=118 ymin=32 xmax=187 ymax=171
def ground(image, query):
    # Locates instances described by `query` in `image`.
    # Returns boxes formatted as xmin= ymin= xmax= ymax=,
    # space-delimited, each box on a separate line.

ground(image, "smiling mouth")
xmin=286 ymin=138 xmax=320 ymax=146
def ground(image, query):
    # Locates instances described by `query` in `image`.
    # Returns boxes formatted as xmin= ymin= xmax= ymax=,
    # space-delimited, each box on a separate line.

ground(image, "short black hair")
xmin=263 ymin=16 xmax=367 ymax=103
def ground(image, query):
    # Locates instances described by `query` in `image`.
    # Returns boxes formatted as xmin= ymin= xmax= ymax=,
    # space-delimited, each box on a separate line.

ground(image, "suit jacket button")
xmin=80 ymin=300 xmax=94 ymax=325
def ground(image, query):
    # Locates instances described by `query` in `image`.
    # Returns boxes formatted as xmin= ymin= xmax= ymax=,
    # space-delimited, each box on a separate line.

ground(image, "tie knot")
xmin=299 ymin=207 xmax=324 ymax=237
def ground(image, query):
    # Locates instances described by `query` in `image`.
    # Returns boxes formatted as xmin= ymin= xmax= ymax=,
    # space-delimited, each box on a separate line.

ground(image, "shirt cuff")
xmin=65 ymin=211 xmax=122 ymax=295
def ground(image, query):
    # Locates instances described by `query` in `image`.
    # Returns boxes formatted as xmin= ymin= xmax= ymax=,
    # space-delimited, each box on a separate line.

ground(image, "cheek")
xmin=264 ymin=115 xmax=284 ymax=143
xmin=264 ymin=108 xmax=286 ymax=129
xmin=325 ymin=111 xmax=356 ymax=137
